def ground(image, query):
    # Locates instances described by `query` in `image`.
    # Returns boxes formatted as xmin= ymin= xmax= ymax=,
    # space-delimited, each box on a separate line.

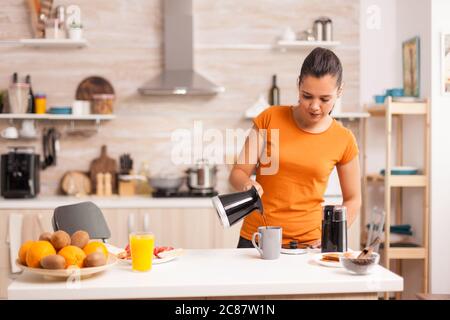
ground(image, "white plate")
xmin=16 ymin=253 xmax=117 ymax=279
xmin=312 ymin=252 xmax=344 ymax=268
xmin=118 ymin=248 xmax=184 ymax=265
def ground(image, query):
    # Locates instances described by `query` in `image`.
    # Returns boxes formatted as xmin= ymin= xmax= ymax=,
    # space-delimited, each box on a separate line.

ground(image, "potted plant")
xmin=68 ymin=21 xmax=83 ymax=40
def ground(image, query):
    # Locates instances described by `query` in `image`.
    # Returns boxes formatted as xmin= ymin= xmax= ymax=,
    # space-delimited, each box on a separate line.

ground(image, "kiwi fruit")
xmin=84 ymin=252 xmax=106 ymax=268
xmin=40 ymin=254 xmax=66 ymax=269
xmin=50 ymin=230 xmax=71 ymax=250
xmin=71 ymin=230 xmax=90 ymax=249
xmin=39 ymin=232 xmax=53 ymax=242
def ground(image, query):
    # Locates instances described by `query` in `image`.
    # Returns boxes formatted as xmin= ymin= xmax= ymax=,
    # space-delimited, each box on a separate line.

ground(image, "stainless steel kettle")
xmin=186 ymin=159 xmax=217 ymax=191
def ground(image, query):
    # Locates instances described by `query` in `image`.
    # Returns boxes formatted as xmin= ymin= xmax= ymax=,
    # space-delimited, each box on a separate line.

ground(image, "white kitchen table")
xmin=8 ymin=249 xmax=403 ymax=300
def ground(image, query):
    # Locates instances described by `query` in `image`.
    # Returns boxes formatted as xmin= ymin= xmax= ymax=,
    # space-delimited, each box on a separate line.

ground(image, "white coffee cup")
xmin=252 ymin=226 xmax=282 ymax=260
xmin=1 ymin=126 xmax=19 ymax=139
xmin=281 ymin=27 xmax=296 ymax=42
xmin=72 ymin=100 xmax=91 ymax=115
xmin=20 ymin=120 xmax=37 ymax=138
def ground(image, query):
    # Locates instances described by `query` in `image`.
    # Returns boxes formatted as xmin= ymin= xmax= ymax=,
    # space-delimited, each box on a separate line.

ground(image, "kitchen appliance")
xmin=212 ymin=186 xmax=263 ymax=228
xmin=321 ymin=205 xmax=348 ymax=253
xmin=313 ymin=19 xmax=324 ymax=41
xmin=152 ymin=189 xmax=218 ymax=198
xmin=138 ymin=0 xmax=224 ymax=95
xmin=1 ymin=147 xmax=40 ymax=199
xmin=186 ymin=159 xmax=217 ymax=194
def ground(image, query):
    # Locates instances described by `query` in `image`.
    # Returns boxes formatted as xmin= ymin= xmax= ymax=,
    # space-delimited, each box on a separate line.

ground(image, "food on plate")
xmin=26 ymin=241 xmax=57 ymax=268
xmin=50 ymin=230 xmax=71 ymax=250
xmin=321 ymin=252 xmax=353 ymax=262
xmin=321 ymin=253 xmax=342 ymax=262
xmin=71 ymin=230 xmax=90 ymax=248
xmin=18 ymin=240 xmax=35 ymax=265
xmin=58 ymin=245 xmax=87 ymax=268
xmin=83 ymin=241 xmax=108 ymax=258
xmin=84 ymin=252 xmax=106 ymax=267
xmin=39 ymin=232 xmax=53 ymax=242
xmin=117 ymin=244 xmax=175 ymax=260
xmin=40 ymin=254 xmax=66 ymax=269
xmin=154 ymin=246 xmax=175 ymax=258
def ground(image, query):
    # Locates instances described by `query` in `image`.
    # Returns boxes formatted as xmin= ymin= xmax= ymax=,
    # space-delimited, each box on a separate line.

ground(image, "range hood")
xmin=138 ymin=0 xmax=224 ymax=96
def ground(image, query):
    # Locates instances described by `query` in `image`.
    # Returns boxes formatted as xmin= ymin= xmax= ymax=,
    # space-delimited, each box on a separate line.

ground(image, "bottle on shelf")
xmin=25 ymin=75 xmax=35 ymax=113
xmin=268 ymin=74 xmax=280 ymax=106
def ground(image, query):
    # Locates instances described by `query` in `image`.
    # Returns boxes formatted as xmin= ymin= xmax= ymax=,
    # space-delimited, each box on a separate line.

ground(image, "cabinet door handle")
xmin=143 ymin=213 xmax=150 ymax=232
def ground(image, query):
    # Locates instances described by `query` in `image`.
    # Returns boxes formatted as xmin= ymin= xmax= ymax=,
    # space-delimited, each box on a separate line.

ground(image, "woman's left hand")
xmin=309 ymin=239 xmax=321 ymax=249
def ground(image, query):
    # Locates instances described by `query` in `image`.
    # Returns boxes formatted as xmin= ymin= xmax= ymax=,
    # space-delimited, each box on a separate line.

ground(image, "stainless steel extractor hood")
xmin=138 ymin=0 xmax=224 ymax=96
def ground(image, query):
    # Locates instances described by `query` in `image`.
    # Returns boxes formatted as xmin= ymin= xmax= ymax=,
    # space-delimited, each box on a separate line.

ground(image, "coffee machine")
xmin=1 ymin=147 xmax=40 ymax=199
xmin=321 ymin=205 xmax=348 ymax=253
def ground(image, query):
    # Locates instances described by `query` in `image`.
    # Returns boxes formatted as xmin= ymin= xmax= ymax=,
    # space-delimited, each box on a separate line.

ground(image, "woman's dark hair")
xmin=298 ymin=47 xmax=343 ymax=87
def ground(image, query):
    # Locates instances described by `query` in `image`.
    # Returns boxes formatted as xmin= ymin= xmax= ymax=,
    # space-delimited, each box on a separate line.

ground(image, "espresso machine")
xmin=1 ymin=147 xmax=40 ymax=199
xmin=321 ymin=205 xmax=348 ymax=253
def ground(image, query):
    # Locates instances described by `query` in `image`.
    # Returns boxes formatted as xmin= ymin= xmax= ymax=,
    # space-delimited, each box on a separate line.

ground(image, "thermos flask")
xmin=321 ymin=205 xmax=348 ymax=252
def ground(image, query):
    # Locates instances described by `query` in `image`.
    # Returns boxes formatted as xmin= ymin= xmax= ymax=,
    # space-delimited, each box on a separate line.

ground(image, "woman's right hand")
xmin=243 ymin=180 xmax=264 ymax=197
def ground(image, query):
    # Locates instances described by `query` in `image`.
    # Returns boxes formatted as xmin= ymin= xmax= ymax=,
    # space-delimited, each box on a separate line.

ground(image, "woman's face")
xmin=297 ymin=74 xmax=342 ymax=124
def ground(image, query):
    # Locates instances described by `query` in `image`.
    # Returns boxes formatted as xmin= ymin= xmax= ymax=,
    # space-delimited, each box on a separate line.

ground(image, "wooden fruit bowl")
xmin=16 ymin=254 xmax=117 ymax=280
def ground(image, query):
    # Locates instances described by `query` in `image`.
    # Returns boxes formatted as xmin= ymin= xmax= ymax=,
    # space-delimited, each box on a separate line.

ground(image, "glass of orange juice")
xmin=129 ymin=232 xmax=155 ymax=272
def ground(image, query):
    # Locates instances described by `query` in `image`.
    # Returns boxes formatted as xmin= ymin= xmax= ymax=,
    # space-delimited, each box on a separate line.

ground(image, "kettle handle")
xmin=251 ymin=232 xmax=263 ymax=256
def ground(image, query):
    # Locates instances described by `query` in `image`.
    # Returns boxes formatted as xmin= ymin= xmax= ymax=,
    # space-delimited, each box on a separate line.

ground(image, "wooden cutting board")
xmin=89 ymin=145 xmax=118 ymax=194
xmin=75 ymin=76 xmax=115 ymax=101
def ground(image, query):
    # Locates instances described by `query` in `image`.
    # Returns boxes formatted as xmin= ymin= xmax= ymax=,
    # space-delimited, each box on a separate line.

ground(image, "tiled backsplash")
xmin=0 ymin=0 xmax=360 ymax=195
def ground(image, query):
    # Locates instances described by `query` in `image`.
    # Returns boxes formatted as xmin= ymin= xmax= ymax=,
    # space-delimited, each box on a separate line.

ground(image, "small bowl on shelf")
xmin=374 ymin=95 xmax=386 ymax=104
xmin=339 ymin=252 xmax=380 ymax=275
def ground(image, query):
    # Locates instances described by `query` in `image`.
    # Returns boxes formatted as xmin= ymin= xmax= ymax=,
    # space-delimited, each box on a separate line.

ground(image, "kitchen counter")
xmin=0 ymin=195 xmax=343 ymax=210
xmin=7 ymin=249 xmax=402 ymax=300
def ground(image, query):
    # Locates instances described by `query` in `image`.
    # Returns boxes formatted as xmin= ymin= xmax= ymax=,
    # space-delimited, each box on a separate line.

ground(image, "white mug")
xmin=20 ymin=120 xmax=37 ymax=138
xmin=252 ymin=226 xmax=282 ymax=260
xmin=281 ymin=27 xmax=296 ymax=42
xmin=72 ymin=100 xmax=90 ymax=115
xmin=1 ymin=126 xmax=19 ymax=139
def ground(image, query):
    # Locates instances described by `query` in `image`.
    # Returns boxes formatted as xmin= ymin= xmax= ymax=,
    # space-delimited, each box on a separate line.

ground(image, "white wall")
xmin=430 ymin=0 xmax=450 ymax=294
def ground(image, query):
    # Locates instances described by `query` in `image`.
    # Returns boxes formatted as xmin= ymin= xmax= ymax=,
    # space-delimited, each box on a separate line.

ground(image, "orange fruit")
xmin=26 ymin=241 xmax=56 ymax=268
xmin=83 ymin=241 xmax=108 ymax=259
xmin=58 ymin=245 xmax=86 ymax=268
xmin=18 ymin=240 xmax=35 ymax=265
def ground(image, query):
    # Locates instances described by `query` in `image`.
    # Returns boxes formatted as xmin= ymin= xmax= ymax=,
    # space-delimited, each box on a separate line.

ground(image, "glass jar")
xmin=34 ymin=93 xmax=47 ymax=114
xmin=92 ymin=94 xmax=115 ymax=114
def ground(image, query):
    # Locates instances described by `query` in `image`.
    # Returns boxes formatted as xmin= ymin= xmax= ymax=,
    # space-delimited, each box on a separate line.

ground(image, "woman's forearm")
xmin=342 ymin=197 xmax=361 ymax=227
xmin=229 ymin=167 xmax=253 ymax=192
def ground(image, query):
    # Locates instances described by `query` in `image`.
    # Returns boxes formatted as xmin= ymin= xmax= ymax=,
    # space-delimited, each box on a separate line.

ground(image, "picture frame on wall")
xmin=441 ymin=33 xmax=450 ymax=96
xmin=402 ymin=36 xmax=420 ymax=97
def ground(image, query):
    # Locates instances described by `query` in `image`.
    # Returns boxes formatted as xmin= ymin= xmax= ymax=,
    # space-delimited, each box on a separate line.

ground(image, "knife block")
xmin=119 ymin=180 xmax=135 ymax=196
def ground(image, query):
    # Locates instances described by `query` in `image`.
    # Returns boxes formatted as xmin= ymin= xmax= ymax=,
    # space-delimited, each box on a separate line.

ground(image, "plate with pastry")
xmin=313 ymin=252 xmax=353 ymax=268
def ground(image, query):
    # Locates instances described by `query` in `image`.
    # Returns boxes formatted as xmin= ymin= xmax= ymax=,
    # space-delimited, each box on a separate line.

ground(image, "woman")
xmin=229 ymin=47 xmax=361 ymax=248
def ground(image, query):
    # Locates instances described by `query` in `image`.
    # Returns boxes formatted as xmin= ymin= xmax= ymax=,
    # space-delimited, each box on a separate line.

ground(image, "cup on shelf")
xmin=374 ymin=95 xmax=386 ymax=104
xmin=19 ymin=120 xmax=37 ymax=138
xmin=72 ymin=100 xmax=91 ymax=115
xmin=281 ymin=27 xmax=296 ymax=42
xmin=1 ymin=126 xmax=19 ymax=139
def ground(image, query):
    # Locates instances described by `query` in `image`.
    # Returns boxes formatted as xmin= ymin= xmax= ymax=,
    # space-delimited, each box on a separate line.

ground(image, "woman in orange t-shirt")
xmin=229 ymin=48 xmax=361 ymax=248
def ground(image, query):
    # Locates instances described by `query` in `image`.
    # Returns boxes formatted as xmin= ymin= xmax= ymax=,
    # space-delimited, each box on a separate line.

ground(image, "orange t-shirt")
xmin=240 ymin=106 xmax=359 ymax=245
